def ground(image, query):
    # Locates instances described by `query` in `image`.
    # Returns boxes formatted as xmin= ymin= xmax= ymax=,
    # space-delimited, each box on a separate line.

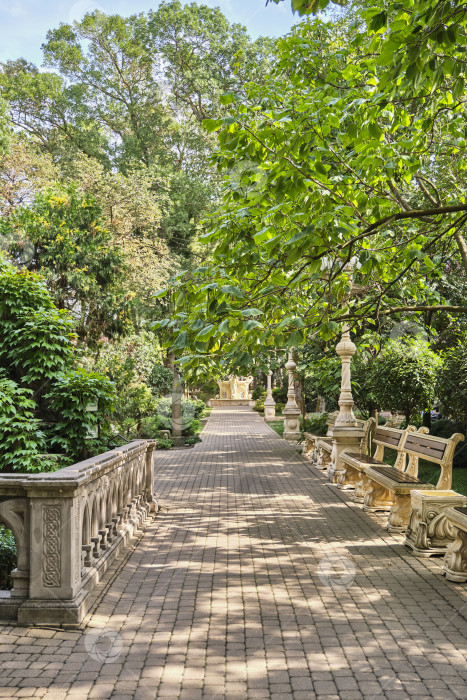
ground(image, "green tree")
xmin=149 ymin=1 xmax=274 ymax=122
xmin=437 ymin=342 xmax=467 ymax=427
xmin=1 ymin=4 xmax=274 ymax=261
xmin=5 ymin=185 xmax=130 ymax=344
xmin=0 ymin=96 xmax=11 ymax=157
xmin=157 ymin=12 xmax=467 ymax=377
xmin=367 ymin=338 xmax=441 ymax=427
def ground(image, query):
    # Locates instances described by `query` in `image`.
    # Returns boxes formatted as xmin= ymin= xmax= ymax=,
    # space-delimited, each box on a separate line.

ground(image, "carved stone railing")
xmin=0 ymin=440 xmax=156 ymax=627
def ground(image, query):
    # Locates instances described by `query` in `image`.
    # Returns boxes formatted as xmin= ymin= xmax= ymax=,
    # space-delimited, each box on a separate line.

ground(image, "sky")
xmin=0 ymin=0 xmax=298 ymax=67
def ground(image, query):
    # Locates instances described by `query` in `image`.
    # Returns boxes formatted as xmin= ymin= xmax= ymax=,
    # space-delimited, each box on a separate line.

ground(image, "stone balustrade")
xmin=0 ymin=440 xmax=157 ymax=627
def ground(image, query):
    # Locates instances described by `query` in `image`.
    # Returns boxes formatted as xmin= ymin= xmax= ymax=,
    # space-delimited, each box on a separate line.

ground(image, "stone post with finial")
xmin=327 ymin=283 xmax=365 ymax=483
xmin=283 ymin=351 xmax=301 ymax=440
xmin=264 ymin=370 xmax=276 ymax=421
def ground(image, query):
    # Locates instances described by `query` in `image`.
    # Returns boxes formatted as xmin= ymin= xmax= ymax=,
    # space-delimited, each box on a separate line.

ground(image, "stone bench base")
xmin=443 ymin=507 xmax=467 ymax=582
xmin=405 ymin=490 xmax=467 ymax=558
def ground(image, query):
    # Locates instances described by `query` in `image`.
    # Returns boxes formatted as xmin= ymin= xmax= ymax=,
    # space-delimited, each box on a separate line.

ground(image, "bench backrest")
xmin=373 ymin=427 xmax=407 ymax=469
xmin=360 ymin=417 xmax=376 ymax=455
xmin=401 ymin=430 xmax=464 ymax=490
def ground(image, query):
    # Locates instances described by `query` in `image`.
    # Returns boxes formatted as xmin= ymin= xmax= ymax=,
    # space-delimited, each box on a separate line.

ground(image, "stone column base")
xmin=283 ymin=409 xmax=301 ymax=441
xmin=264 ymin=404 xmax=276 ymax=421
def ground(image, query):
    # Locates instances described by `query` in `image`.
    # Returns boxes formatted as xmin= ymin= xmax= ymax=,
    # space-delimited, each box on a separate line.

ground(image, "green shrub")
xmin=155 ymin=397 xmax=204 ymax=432
xmin=368 ymin=338 xmax=441 ymax=427
xmin=186 ymin=419 xmax=201 ymax=436
xmin=272 ymin=386 xmax=287 ymax=403
xmin=253 ymin=400 xmax=265 ymax=413
xmin=185 ymin=435 xmax=202 ymax=445
xmin=147 ymin=363 xmax=173 ymax=396
xmin=303 ymin=413 xmax=328 ymax=435
xmin=156 ymin=438 xmax=173 ymax=450
xmin=437 ymin=344 xmax=467 ymax=428
xmin=252 ymin=386 xmax=266 ymax=400
xmin=275 ymin=402 xmax=285 ymax=415
xmin=0 ymin=377 xmax=58 ymax=473
xmin=45 ymin=369 xmax=116 ymax=463
xmin=136 ymin=415 xmax=165 ymax=438
xmin=430 ymin=418 xmax=467 ymax=469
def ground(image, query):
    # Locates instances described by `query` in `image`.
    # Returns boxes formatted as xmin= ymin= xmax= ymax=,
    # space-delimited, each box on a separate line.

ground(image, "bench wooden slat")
xmin=404 ymin=434 xmax=446 ymax=460
xmin=343 ymin=452 xmax=387 ymax=466
xmin=368 ymin=466 xmax=423 ymax=484
xmin=374 ymin=428 xmax=403 ymax=447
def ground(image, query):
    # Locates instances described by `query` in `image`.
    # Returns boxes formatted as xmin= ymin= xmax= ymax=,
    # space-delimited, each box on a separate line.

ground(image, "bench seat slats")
xmin=342 ymin=452 xmax=386 ymax=466
xmin=367 ymin=466 xmax=424 ymax=484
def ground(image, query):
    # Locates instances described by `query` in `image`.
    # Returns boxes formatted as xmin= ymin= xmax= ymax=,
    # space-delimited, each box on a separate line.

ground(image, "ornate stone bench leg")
xmin=91 ymin=535 xmax=101 ymax=558
xmin=387 ymin=494 xmax=411 ymax=533
xmin=337 ymin=464 xmax=359 ymax=490
xmin=363 ymin=481 xmax=394 ymax=512
xmin=353 ymin=473 xmax=370 ymax=504
xmin=443 ymin=527 xmax=467 ymax=582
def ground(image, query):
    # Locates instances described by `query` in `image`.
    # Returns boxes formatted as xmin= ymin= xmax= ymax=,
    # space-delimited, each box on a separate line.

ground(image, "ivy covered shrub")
xmin=0 ymin=258 xmax=116 ymax=471
xmin=0 ymin=377 xmax=55 ymax=472
xmin=45 ymin=369 xmax=116 ymax=463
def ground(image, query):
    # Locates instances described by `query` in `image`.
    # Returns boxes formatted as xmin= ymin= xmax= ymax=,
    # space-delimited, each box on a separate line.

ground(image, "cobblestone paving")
xmin=1 ymin=406 xmax=467 ymax=700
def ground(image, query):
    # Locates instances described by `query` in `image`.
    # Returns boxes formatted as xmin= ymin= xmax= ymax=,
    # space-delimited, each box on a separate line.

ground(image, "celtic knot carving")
xmin=43 ymin=505 xmax=61 ymax=587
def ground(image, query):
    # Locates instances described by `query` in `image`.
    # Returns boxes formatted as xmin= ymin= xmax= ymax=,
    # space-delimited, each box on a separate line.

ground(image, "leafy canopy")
xmin=155 ymin=8 xmax=467 ymax=377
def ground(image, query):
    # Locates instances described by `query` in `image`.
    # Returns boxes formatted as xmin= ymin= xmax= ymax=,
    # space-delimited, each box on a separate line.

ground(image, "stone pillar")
xmin=264 ymin=371 xmax=276 ymax=421
xmin=283 ymin=351 xmax=301 ymax=441
xmin=327 ymin=323 xmax=364 ymax=483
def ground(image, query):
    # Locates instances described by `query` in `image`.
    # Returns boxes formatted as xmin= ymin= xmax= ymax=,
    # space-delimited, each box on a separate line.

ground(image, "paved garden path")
xmin=1 ymin=406 xmax=467 ymax=700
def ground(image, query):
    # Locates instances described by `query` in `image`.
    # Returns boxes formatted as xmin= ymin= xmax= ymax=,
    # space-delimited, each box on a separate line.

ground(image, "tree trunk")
xmin=167 ymin=350 xmax=183 ymax=442
xmin=422 ymin=410 xmax=431 ymax=430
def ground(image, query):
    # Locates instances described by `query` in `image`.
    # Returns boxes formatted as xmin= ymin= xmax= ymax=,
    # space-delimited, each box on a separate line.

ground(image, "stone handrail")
xmin=0 ymin=440 xmax=156 ymax=627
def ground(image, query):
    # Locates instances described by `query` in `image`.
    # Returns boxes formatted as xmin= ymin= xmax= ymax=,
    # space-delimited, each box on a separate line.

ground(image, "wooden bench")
xmin=364 ymin=430 xmax=464 ymax=533
xmin=443 ymin=506 xmax=467 ymax=582
xmin=340 ymin=425 xmax=413 ymax=502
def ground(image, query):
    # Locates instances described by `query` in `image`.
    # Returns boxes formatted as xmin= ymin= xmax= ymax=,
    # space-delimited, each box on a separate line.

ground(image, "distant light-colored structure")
xmin=209 ymin=376 xmax=255 ymax=406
